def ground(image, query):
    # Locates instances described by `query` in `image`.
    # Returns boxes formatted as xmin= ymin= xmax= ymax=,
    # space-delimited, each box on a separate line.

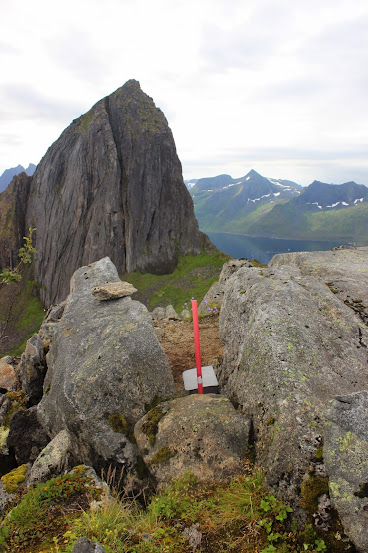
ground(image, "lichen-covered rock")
xmin=218 ymin=260 xmax=368 ymax=515
xmin=198 ymin=259 xmax=253 ymax=315
xmin=19 ymin=333 xmax=47 ymax=404
xmin=134 ymin=394 xmax=250 ymax=487
xmin=92 ymin=281 xmax=137 ymax=300
xmin=7 ymin=406 xmax=49 ymax=465
xmin=27 ymin=429 xmax=73 ymax=487
xmin=37 ymin=257 xmax=175 ymax=473
xmin=270 ymin=247 xmax=368 ymax=326
xmin=0 ymin=357 xmax=18 ymax=391
xmin=324 ymin=392 xmax=368 ymax=552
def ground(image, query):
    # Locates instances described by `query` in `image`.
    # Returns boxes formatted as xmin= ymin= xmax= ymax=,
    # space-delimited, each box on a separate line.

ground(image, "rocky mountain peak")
xmin=0 ymin=81 xmax=209 ymax=307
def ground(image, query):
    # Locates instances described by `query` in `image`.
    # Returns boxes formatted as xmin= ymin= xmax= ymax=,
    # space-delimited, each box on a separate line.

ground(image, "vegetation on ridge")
xmin=123 ymin=250 xmax=229 ymax=314
xmin=0 ymin=467 xmax=332 ymax=553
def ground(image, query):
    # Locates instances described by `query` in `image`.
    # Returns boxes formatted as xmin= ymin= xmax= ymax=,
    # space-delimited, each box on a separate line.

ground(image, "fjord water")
xmin=207 ymin=232 xmax=345 ymax=265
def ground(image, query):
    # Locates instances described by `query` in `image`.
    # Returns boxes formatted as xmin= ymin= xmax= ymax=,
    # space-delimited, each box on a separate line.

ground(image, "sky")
xmin=1 ymin=0 xmax=368 ymax=186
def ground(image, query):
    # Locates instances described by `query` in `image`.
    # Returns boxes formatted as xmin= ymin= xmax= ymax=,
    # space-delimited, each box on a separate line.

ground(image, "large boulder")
xmin=270 ymin=247 xmax=368 ymax=326
xmin=37 ymin=257 xmax=175 ymax=473
xmin=134 ymin=394 xmax=250 ymax=488
xmin=7 ymin=406 xmax=49 ymax=465
xmin=198 ymin=259 xmax=253 ymax=315
xmin=217 ymin=257 xmax=368 ymax=517
xmin=324 ymin=391 xmax=368 ymax=552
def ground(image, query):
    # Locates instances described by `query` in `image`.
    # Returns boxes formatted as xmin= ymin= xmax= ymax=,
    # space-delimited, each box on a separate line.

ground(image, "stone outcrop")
xmin=24 ymin=79 xmax=208 ymax=306
xmin=37 ymin=257 xmax=175 ymax=473
xmin=134 ymin=394 xmax=250 ymax=487
xmin=270 ymin=247 xmax=368 ymax=326
xmin=217 ymin=248 xmax=368 ymax=518
xmin=324 ymin=391 xmax=368 ymax=552
xmin=198 ymin=258 xmax=253 ymax=315
xmin=151 ymin=305 xmax=180 ymax=321
xmin=91 ymin=281 xmax=137 ymax=300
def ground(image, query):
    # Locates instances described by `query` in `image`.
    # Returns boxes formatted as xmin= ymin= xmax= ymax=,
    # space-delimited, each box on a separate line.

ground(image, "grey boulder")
xmin=71 ymin=537 xmax=106 ymax=553
xmin=218 ymin=260 xmax=368 ymax=513
xmin=134 ymin=394 xmax=250 ymax=488
xmin=37 ymin=257 xmax=175 ymax=473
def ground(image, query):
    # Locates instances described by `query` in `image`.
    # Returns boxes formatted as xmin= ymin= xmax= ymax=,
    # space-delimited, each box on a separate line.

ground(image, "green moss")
xmin=144 ymin=395 xmax=163 ymax=413
xmin=3 ymin=390 xmax=28 ymax=427
xmin=314 ymin=446 xmax=323 ymax=461
xmin=266 ymin=417 xmax=275 ymax=426
xmin=250 ymin=259 xmax=268 ymax=268
xmin=300 ymin=476 xmax=329 ymax=513
xmin=109 ymin=413 xmax=129 ymax=434
xmin=142 ymin=406 xmax=165 ymax=446
xmin=1 ymin=464 xmax=27 ymax=493
xmin=149 ymin=447 xmax=177 ymax=466
xmin=81 ymin=110 xmax=93 ymax=132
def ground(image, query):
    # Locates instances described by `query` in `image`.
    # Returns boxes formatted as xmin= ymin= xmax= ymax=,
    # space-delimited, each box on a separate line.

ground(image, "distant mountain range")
xmin=0 ymin=164 xmax=36 ymax=193
xmin=188 ymin=170 xmax=368 ymax=244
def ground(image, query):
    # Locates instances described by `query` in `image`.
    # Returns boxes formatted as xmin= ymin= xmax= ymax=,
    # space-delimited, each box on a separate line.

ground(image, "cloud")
xmin=45 ymin=27 xmax=111 ymax=85
xmin=0 ymin=41 xmax=19 ymax=55
xmin=0 ymin=84 xmax=85 ymax=124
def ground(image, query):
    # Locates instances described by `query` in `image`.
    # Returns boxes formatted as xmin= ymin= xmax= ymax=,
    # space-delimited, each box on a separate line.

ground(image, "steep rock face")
xmin=26 ymin=80 xmax=207 ymax=306
xmin=0 ymin=172 xmax=32 ymax=269
xmin=217 ymin=250 xmax=368 ymax=518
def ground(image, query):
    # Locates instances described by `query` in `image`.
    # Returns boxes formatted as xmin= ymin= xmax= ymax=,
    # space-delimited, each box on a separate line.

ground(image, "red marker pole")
xmin=192 ymin=300 xmax=204 ymax=394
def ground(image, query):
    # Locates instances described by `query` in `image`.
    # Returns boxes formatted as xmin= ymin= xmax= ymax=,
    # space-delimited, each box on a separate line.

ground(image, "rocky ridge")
xmin=1 ymin=249 xmax=368 ymax=551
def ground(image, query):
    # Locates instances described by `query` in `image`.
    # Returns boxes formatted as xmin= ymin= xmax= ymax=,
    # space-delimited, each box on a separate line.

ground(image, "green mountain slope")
xmin=244 ymin=202 xmax=368 ymax=243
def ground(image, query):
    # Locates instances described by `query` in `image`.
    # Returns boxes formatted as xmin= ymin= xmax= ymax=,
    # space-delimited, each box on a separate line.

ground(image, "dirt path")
xmin=153 ymin=315 xmax=224 ymax=392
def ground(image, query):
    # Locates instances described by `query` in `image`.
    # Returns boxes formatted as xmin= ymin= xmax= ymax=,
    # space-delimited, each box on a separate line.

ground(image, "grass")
xmin=0 ymin=467 xmax=333 ymax=553
xmin=0 ymin=275 xmax=45 ymax=356
xmin=123 ymin=251 xmax=229 ymax=314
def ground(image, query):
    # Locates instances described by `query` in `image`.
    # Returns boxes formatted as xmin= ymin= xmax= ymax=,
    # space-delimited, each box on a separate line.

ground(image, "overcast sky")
xmin=1 ymin=0 xmax=367 ymax=185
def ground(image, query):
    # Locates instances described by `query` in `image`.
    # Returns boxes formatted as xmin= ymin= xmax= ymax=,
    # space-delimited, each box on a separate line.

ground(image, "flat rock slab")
xmin=134 ymin=394 xmax=250 ymax=487
xmin=92 ymin=281 xmax=137 ymax=300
